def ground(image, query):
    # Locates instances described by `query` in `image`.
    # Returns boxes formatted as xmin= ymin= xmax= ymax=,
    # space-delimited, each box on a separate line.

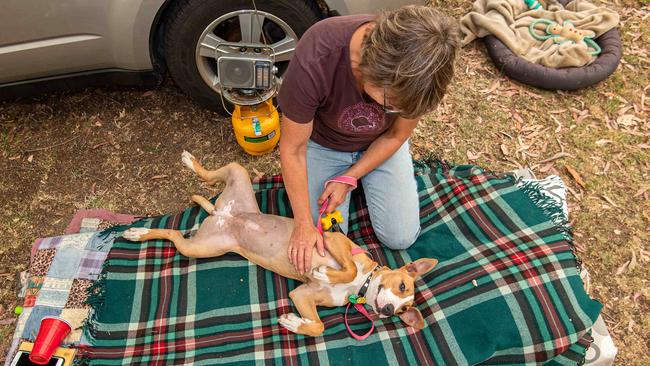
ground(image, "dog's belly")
xmin=234 ymin=213 xmax=292 ymax=258
xmin=231 ymin=213 xmax=340 ymax=281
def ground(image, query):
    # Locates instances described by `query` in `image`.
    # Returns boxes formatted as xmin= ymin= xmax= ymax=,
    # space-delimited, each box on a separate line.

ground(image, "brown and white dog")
xmin=122 ymin=151 xmax=437 ymax=337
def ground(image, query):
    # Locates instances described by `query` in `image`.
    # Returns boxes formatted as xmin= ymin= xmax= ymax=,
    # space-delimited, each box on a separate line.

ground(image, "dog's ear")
xmin=402 ymin=258 xmax=438 ymax=279
xmin=399 ymin=307 xmax=425 ymax=329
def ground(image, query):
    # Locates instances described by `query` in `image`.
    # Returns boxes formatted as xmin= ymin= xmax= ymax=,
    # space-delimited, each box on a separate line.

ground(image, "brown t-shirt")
xmin=277 ymin=15 xmax=397 ymax=152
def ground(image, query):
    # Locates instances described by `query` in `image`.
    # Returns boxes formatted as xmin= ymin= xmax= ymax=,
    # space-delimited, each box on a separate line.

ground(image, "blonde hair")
xmin=359 ymin=6 xmax=460 ymax=119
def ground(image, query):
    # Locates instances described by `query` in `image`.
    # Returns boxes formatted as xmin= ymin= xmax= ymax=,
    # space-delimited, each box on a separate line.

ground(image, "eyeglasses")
xmin=361 ymin=88 xmax=402 ymax=116
xmin=383 ymin=88 xmax=402 ymax=115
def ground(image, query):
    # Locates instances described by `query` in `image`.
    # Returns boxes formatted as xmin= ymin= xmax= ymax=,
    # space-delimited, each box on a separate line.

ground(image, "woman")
xmin=277 ymin=5 xmax=460 ymax=274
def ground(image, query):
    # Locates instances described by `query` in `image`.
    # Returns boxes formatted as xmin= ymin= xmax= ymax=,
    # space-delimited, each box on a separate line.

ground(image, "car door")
xmin=0 ymin=0 xmax=117 ymax=83
xmin=325 ymin=0 xmax=425 ymax=15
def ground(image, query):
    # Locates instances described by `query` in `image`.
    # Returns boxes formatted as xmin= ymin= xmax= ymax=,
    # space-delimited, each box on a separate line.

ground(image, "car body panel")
xmin=0 ymin=0 xmax=166 ymax=83
xmin=0 ymin=0 xmax=422 ymax=87
xmin=326 ymin=0 xmax=425 ymax=15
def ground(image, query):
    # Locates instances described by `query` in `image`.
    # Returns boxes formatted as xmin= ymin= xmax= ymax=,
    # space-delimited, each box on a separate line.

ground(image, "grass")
xmin=0 ymin=0 xmax=649 ymax=364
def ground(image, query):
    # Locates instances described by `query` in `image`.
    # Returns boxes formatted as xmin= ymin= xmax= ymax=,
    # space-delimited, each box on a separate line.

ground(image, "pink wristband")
xmin=325 ymin=175 xmax=358 ymax=189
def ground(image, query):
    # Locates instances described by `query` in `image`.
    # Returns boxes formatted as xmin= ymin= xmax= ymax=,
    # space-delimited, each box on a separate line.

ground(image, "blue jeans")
xmin=306 ymin=140 xmax=421 ymax=250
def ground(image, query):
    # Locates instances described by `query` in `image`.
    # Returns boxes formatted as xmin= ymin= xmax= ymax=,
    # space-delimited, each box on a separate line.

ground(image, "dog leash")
xmin=316 ymin=176 xmax=378 ymax=340
xmin=316 ymin=175 xmax=358 ymax=235
xmin=345 ymin=249 xmax=380 ymax=340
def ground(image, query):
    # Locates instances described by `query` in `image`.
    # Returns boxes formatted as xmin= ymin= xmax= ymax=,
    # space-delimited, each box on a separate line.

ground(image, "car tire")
xmin=164 ymin=0 xmax=321 ymax=115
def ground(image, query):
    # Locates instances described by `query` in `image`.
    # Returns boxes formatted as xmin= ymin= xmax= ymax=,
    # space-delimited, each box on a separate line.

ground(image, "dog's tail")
xmin=191 ymin=195 xmax=216 ymax=213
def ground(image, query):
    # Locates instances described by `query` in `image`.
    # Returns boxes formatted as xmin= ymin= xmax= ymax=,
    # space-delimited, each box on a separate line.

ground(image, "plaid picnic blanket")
xmin=80 ymin=161 xmax=601 ymax=365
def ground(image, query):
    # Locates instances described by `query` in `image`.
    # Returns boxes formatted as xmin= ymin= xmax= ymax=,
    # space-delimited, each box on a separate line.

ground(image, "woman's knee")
xmin=376 ymin=225 xmax=421 ymax=250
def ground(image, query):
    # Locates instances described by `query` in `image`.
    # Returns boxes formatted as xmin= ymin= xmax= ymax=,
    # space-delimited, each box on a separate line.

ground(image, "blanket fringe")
xmin=78 ymin=224 xmax=130 ymax=365
xmin=518 ymin=180 xmax=582 ymax=271
xmin=82 ymin=225 xmax=127 ymax=340
xmin=75 ymin=275 xmax=106 ymax=365
xmin=94 ymin=224 xmax=130 ymax=250
xmin=79 ymin=269 xmax=108 ymax=362
xmin=421 ymin=156 xmax=511 ymax=181
xmin=518 ymin=180 xmax=572 ymax=239
xmin=78 ymin=219 xmax=155 ymax=365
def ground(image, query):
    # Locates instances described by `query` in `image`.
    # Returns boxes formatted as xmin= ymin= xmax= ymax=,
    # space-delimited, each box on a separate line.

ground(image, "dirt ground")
xmin=1 ymin=1 xmax=649 ymax=364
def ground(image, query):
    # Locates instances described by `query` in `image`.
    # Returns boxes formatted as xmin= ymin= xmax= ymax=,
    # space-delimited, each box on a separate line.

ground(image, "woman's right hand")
xmin=288 ymin=220 xmax=325 ymax=275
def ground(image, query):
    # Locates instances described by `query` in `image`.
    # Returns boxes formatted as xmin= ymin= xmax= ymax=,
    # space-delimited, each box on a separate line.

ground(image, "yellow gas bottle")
xmin=232 ymin=100 xmax=280 ymax=156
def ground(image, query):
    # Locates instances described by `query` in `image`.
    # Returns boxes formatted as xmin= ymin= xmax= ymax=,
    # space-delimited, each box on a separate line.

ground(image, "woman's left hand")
xmin=318 ymin=182 xmax=354 ymax=213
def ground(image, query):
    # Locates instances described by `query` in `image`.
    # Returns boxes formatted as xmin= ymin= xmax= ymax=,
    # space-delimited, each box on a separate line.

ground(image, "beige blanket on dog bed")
xmin=460 ymin=0 xmax=619 ymax=68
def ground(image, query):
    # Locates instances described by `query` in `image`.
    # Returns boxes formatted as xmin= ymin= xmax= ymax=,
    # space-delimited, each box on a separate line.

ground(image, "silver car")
xmin=0 ymin=0 xmax=420 ymax=114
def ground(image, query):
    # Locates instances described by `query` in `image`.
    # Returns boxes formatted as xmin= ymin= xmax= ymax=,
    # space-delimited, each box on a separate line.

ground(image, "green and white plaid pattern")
xmin=80 ymin=161 xmax=601 ymax=365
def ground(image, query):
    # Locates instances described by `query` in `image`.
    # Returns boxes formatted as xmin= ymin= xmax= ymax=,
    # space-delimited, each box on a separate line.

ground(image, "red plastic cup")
xmin=30 ymin=316 xmax=72 ymax=365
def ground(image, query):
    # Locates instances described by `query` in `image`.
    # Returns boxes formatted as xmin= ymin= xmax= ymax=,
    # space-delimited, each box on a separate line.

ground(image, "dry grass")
xmin=1 ymin=0 xmax=648 ymax=364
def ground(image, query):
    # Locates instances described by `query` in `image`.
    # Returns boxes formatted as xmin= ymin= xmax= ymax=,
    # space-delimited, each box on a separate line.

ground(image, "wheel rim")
xmin=195 ymin=9 xmax=299 ymax=104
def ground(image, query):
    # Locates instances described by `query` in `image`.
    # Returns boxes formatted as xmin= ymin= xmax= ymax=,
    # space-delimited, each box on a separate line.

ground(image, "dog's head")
xmin=368 ymin=258 xmax=437 ymax=329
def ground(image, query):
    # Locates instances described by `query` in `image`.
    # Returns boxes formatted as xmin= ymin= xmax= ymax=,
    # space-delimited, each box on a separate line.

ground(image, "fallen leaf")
xmin=8 ymin=155 xmax=21 ymax=160
xmin=252 ymin=168 xmax=265 ymax=179
xmin=539 ymin=163 xmax=555 ymax=173
xmin=500 ymin=144 xmax=510 ymax=156
xmin=27 ymin=155 xmax=34 ymax=163
xmin=566 ymin=185 xmax=582 ymax=201
xmin=628 ymin=319 xmax=635 ymax=332
xmin=92 ymin=141 xmax=112 ymax=149
xmin=480 ymin=79 xmax=500 ymax=94
xmin=151 ymin=174 xmax=168 ymax=180
xmin=634 ymin=186 xmax=649 ymax=198
xmin=640 ymin=249 xmax=650 ymax=262
xmin=629 ymin=251 xmax=638 ymax=270
xmin=601 ymin=195 xmax=617 ymax=207
xmin=617 ymin=114 xmax=640 ymax=126
xmin=538 ymin=152 xmax=571 ymax=164
xmin=551 ymin=116 xmax=563 ymax=133
xmin=0 ymin=318 xmax=15 ymax=325
xmin=595 ymin=139 xmax=613 ymax=145
xmin=142 ymin=90 xmax=154 ymax=97
xmin=565 ymin=165 xmax=586 ymax=189
xmin=466 ymin=150 xmax=481 ymax=161
xmin=511 ymin=110 xmax=524 ymax=127
xmin=499 ymin=131 xmax=514 ymax=139
xmin=576 ymin=109 xmax=590 ymax=123
xmin=615 ymin=260 xmax=630 ymax=275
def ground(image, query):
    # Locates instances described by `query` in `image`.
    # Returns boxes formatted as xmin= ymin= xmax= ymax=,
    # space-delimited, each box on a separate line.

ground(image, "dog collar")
xmin=345 ymin=265 xmax=381 ymax=340
xmin=348 ymin=265 xmax=381 ymax=305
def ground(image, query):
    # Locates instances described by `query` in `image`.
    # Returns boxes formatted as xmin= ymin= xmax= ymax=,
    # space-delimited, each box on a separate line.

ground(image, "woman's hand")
xmin=318 ymin=182 xmax=354 ymax=214
xmin=288 ymin=220 xmax=325 ymax=274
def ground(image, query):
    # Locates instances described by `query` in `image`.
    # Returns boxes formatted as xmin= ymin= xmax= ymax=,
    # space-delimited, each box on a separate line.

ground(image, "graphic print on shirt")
xmin=337 ymin=102 xmax=385 ymax=133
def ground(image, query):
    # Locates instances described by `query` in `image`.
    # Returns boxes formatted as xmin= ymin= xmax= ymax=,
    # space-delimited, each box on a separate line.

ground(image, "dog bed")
xmin=75 ymin=160 xmax=601 ymax=365
xmin=483 ymin=0 xmax=622 ymax=90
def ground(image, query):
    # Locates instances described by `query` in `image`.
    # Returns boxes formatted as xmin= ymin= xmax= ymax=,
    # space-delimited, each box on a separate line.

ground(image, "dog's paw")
xmin=122 ymin=227 xmax=149 ymax=241
xmin=278 ymin=313 xmax=312 ymax=333
xmin=181 ymin=150 xmax=197 ymax=172
xmin=311 ymin=266 xmax=330 ymax=283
